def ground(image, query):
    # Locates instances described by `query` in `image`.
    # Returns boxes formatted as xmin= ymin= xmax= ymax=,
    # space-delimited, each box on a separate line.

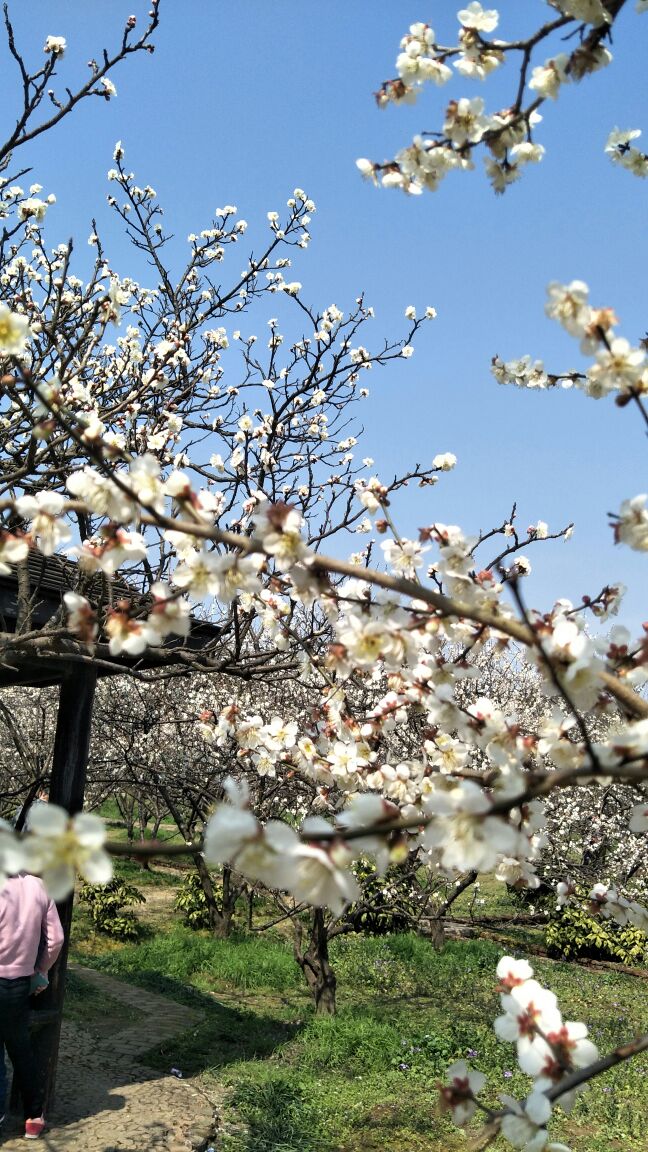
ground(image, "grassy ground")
xmin=65 ymin=859 xmax=648 ymax=1152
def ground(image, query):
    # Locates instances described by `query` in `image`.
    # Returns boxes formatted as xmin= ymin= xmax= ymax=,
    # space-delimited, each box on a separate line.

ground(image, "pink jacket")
xmin=0 ymin=874 xmax=64 ymax=979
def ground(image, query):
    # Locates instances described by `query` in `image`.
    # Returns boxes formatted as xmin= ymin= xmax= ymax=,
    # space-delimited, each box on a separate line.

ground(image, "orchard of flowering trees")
xmin=0 ymin=1 xmax=647 ymax=1148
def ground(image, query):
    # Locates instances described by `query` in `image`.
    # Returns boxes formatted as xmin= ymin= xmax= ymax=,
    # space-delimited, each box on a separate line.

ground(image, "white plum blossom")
xmin=492 ymin=354 xmax=549 ymax=389
xmin=439 ymin=958 xmax=585 ymax=1149
xmin=528 ymin=55 xmax=569 ymax=100
xmin=494 ymin=978 xmax=562 ymax=1054
xmin=458 ymin=3 xmax=499 ymax=33
xmin=0 ymin=530 xmax=29 ymax=574
xmin=432 ymin=452 xmax=457 ymax=470
xmin=555 ymin=0 xmax=612 ymax=24
xmin=105 ymin=610 xmax=150 ymax=656
xmin=586 ymin=338 xmax=645 ymax=397
xmin=499 ymin=1093 xmax=555 ymax=1151
xmin=444 ymin=96 xmax=494 ymax=146
xmin=612 ymin=494 xmax=648 ymax=550
xmin=497 ymin=956 xmax=534 ymax=990
xmin=262 ymin=716 xmax=299 ymax=752
xmin=254 ymin=502 xmax=308 ymax=571
xmin=74 ymin=527 xmax=147 ymax=575
xmin=173 ymin=550 xmax=262 ymax=602
xmin=25 ymin=804 xmax=112 ymax=900
xmin=127 ymin=453 xmax=165 ymax=512
xmin=605 ymin=128 xmax=648 ymax=177
xmin=17 ymin=197 xmax=48 ymax=223
xmin=203 ymin=779 xmax=261 ymax=866
xmin=14 ymin=492 xmax=71 ymax=555
xmin=289 ymin=840 xmax=359 ymax=914
xmin=0 ymin=305 xmax=32 ymax=355
xmin=521 ymin=1020 xmax=599 ymax=1107
xmin=145 ymin=583 xmax=192 ymax=644
xmin=394 ymin=22 xmax=452 ymax=91
xmin=203 ymin=781 xmax=357 ymax=906
xmin=67 ymin=466 xmax=135 ymax=521
xmin=440 ymin=1059 xmax=487 ymax=1124
xmin=63 ymin=592 xmax=98 ymax=642
xmin=336 ymin=613 xmax=400 ymax=667
xmin=381 ymin=537 xmax=426 ymax=578
xmin=422 ymin=781 xmax=522 ymax=873
xmin=44 ymin=35 xmax=67 ymax=55
xmin=545 ymin=280 xmax=591 ymax=336
xmin=510 ymin=142 xmax=545 ymax=166
xmin=326 ymin=740 xmax=369 ymax=778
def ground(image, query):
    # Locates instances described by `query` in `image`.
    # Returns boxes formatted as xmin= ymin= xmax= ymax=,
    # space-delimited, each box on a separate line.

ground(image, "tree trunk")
xmin=116 ymin=793 xmax=136 ymax=840
xmin=190 ymin=853 xmax=233 ymax=938
xmin=421 ymin=869 xmax=479 ymax=948
xmin=137 ymin=799 xmax=149 ymax=840
xmin=216 ymin=865 xmax=239 ymax=938
xmin=293 ymin=908 xmax=337 ymax=1015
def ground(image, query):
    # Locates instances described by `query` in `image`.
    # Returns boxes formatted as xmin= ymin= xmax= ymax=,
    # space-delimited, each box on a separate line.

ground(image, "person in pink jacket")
xmin=0 ymin=873 xmax=64 ymax=1140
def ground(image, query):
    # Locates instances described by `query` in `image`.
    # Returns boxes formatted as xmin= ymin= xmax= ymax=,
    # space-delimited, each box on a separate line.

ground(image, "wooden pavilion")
xmin=0 ymin=551 xmax=224 ymax=1111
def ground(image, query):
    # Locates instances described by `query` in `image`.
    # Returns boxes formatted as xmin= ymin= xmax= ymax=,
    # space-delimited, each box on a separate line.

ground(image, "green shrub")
xmin=79 ymin=877 xmax=145 ymax=940
xmin=546 ymin=900 xmax=648 ymax=964
xmin=174 ymin=872 xmax=215 ymax=929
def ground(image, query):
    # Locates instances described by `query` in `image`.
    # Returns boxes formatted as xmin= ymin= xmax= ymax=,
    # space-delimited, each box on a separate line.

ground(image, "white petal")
xmin=525 ymin=1090 xmax=552 ymax=1126
xmin=81 ymin=850 xmax=113 ymax=885
xmin=72 ymin=811 xmax=107 ymax=847
xmin=27 ymin=803 xmax=68 ymax=837
xmin=494 ymin=1013 xmax=519 ymax=1042
xmin=41 ymin=863 xmax=75 ymax=900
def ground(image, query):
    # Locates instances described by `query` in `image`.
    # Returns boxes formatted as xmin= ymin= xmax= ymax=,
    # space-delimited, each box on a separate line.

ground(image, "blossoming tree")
xmin=0 ymin=2 xmax=647 ymax=1147
xmin=357 ymin=0 xmax=647 ymax=195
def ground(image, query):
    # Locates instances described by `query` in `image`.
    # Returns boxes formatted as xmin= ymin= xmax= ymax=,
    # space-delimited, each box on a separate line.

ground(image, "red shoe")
xmin=24 ymin=1115 xmax=46 ymax=1139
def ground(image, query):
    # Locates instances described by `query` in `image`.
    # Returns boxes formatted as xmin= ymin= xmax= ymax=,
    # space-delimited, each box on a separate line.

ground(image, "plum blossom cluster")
xmin=194 ymin=573 xmax=648 ymax=927
xmin=441 ymin=955 xmax=599 ymax=1150
xmin=202 ymin=777 xmax=364 ymax=914
xmin=540 ymin=773 xmax=648 ymax=914
xmin=493 ymin=280 xmax=648 ymax=404
xmin=0 ymin=151 xmax=443 ymax=650
xmin=358 ymin=2 xmax=626 ymax=194
xmin=586 ymin=880 xmax=648 ymax=932
xmin=493 ymin=280 xmax=648 ymax=551
xmin=3 ymin=303 xmax=645 ymax=917
xmin=2 ymin=366 xmax=647 ymax=926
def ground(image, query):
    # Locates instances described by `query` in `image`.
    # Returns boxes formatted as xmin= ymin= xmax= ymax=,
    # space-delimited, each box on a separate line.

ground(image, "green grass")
xmin=112 ymin=856 xmax=186 ymax=888
xmin=67 ymin=864 xmax=648 ymax=1152
xmin=84 ymin=924 xmax=303 ymax=994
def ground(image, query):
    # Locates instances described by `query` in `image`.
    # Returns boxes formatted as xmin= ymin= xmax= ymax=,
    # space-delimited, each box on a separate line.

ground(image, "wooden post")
xmin=30 ymin=666 xmax=97 ymax=1114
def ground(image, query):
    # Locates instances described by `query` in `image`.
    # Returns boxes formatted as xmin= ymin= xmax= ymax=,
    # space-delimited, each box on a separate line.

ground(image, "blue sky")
xmin=4 ymin=2 xmax=647 ymax=630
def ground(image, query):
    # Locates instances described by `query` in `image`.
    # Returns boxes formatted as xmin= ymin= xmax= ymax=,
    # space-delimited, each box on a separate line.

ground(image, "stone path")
xmin=1 ymin=966 xmax=218 ymax=1151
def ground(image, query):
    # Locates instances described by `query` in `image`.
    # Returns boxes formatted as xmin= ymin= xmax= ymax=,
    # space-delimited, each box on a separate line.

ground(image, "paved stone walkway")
xmin=1 ymin=966 xmax=218 ymax=1151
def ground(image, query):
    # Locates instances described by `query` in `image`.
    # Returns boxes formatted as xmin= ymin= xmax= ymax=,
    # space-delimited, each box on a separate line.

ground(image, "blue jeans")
xmin=0 ymin=977 xmax=42 ymax=1119
xmin=0 ymin=1041 xmax=5 ymax=1116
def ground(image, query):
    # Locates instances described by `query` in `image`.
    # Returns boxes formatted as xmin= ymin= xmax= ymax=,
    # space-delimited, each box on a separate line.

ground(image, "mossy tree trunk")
xmin=293 ymin=908 xmax=337 ymax=1015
